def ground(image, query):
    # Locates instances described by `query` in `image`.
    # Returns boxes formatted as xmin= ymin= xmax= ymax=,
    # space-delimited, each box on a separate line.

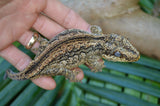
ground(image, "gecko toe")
xmin=3 ymin=71 xmax=8 ymax=80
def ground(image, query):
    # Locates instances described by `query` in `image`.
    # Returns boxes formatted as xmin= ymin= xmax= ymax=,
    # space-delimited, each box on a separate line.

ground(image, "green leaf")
xmin=0 ymin=80 xmax=30 ymax=106
xmin=83 ymin=70 xmax=160 ymax=98
xmin=139 ymin=0 xmax=154 ymax=9
xmin=34 ymin=76 xmax=64 ymax=106
xmin=104 ymin=61 xmax=160 ymax=83
xmin=10 ymin=82 xmax=44 ymax=106
xmin=79 ymin=97 xmax=110 ymax=106
xmin=69 ymin=86 xmax=81 ymax=106
xmin=136 ymin=55 xmax=160 ymax=70
xmin=55 ymin=81 xmax=74 ymax=106
xmin=139 ymin=0 xmax=154 ymax=14
xmin=76 ymin=83 xmax=157 ymax=106
xmin=13 ymin=41 xmax=21 ymax=47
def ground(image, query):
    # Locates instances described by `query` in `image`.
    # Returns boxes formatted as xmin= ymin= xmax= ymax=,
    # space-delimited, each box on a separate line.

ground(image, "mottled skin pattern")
xmin=6 ymin=25 xmax=140 ymax=81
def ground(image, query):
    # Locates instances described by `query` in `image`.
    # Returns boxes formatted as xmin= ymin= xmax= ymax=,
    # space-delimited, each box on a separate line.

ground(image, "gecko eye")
xmin=114 ymin=51 xmax=121 ymax=57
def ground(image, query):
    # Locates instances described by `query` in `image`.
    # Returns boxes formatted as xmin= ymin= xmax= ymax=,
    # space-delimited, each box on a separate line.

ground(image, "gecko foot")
xmin=65 ymin=68 xmax=81 ymax=82
xmin=86 ymin=57 xmax=105 ymax=73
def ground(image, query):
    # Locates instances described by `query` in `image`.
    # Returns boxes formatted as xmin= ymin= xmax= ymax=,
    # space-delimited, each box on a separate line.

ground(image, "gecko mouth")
xmin=132 ymin=55 xmax=140 ymax=62
xmin=127 ymin=55 xmax=140 ymax=62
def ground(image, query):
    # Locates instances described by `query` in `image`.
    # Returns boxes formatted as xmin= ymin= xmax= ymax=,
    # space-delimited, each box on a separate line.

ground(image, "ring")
xmin=26 ymin=32 xmax=39 ymax=49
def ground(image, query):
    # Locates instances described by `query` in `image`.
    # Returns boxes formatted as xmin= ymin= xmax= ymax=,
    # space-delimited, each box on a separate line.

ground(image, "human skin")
xmin=0 ymin=0 xmax=89 ymax=90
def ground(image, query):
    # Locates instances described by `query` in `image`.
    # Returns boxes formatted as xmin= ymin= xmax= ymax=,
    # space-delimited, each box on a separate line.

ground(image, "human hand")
xmin=0 ymin=0 xmax=89 ymax=90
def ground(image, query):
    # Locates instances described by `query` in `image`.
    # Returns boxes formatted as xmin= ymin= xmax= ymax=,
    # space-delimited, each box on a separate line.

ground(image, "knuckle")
xmin=62 ymin=9 xmax=78 ymax=28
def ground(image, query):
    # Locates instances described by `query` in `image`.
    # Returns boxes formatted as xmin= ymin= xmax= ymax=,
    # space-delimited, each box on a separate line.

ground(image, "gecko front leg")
xmin=86 ymin=55 xmax=105 ymax=72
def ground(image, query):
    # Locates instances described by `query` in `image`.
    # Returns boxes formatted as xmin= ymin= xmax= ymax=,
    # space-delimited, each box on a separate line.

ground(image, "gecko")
xmin=5 ymin=25 xmax=140 ymax=82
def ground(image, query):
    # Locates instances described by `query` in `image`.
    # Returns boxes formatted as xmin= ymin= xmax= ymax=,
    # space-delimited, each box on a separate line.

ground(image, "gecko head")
xmin=102 ymin=34 xmax=140 ymax=62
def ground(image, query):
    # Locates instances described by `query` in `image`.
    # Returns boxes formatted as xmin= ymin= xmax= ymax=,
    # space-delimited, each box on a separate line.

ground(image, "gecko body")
xmin=6 ymin=25 xmax=140 ymax=81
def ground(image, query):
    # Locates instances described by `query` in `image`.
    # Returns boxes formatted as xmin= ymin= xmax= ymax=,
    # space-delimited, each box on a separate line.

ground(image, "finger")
xmin=0 ymin=0 xmax=47 ymax=51
xmin=0 ymin=45 xmax=31 ymax=70
xmin=32 ymin=14 xmax=65 ymax=39
xmin=0 ymin=45 xmax=56 ymax=90
xmin=44 ymin=0 xmax=89 ymax=30
xmin=0 ymin=0 xmax=46 ymax=18
xmin=18 ymin=31 xmax=40 ymax=51
xmin=32 ymin=76 xmax=56 ymax=90
xmin=0 ymin=13 xmax=37 ymax=51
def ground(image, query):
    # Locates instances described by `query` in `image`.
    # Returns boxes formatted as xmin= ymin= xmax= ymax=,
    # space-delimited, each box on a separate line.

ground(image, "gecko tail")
xmin=4 ymin=69 xmax=27 ymax=80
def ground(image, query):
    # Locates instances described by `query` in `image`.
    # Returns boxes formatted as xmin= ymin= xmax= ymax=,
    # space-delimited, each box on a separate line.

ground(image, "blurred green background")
xmin=0 ymin=0 xmax=160 ymax=106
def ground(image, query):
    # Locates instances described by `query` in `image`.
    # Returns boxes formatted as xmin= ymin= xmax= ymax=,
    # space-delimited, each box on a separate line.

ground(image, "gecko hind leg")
xmin=31 ymin=34 xmax=49 ymax=58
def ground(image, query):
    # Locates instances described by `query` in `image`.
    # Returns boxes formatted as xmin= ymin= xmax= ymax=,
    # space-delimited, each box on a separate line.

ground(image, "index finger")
xmin=44 ymin=0 xmax=89 ymax=30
